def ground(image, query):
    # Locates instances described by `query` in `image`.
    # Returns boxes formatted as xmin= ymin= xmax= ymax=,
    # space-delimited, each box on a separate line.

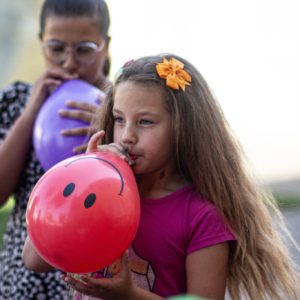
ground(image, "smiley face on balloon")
xmin=26 ymin=152 xmax=140 ymax=274
xmin=61 ymin=155 xmax=125 ymax=208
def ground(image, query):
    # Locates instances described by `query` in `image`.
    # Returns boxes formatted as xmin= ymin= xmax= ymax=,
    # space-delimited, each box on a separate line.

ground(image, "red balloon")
xmin=26 ymin=152 xmax=140 ymax=273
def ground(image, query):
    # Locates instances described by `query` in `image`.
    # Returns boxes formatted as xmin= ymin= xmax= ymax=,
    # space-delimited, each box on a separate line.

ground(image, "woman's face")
xmin=40 ymin=16 xmax=108 ymax=86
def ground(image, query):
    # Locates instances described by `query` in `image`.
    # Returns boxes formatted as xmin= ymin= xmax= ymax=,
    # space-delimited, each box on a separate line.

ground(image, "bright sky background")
xmin=107 ymin=0 xmax=300 ymax=182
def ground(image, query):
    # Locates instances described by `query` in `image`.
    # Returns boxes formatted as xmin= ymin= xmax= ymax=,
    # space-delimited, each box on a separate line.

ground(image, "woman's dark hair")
xmin=40 ymin=0 xmax=111 ymax=75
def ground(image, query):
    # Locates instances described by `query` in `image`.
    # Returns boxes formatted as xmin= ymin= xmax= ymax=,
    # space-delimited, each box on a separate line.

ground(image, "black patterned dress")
xmin=0 ymin=82 xmax=68 ymax=299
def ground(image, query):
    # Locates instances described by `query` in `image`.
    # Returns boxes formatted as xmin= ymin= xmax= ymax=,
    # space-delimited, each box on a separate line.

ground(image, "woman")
xmin=0 ymin=0 xmax=111 ymax=298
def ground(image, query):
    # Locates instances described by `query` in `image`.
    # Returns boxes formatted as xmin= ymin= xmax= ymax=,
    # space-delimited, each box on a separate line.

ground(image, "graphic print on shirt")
xmin=98 ymin=245 xmax=156 ymax=291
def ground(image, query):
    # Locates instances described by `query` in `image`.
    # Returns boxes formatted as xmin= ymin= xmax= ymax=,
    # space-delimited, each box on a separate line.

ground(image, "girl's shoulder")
xmin=142 ymin=185 xmax=217 ymax=216
xmin=161 ymin=185 xmax=214 ymax=208
xmin=179 ymin=186 xmax=236 ymax=253
xmin=141 ymin=185 xmax=235 ymax=253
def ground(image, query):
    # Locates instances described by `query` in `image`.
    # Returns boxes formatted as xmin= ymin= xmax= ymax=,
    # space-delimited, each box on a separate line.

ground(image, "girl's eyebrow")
xmin=113 ymin=108 xmax=159 ymax=117
xmin=112 ymin=108 xmax=123 ymax=114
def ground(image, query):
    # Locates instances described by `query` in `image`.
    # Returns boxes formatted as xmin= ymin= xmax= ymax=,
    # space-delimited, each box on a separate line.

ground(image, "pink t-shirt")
xmin=74 ymin=185 xmax=235 ymax=299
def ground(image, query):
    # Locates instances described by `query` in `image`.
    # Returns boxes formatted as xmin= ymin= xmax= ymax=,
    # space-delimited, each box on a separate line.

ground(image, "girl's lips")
xmin=129 ymin=154 xmax=138 ymax=161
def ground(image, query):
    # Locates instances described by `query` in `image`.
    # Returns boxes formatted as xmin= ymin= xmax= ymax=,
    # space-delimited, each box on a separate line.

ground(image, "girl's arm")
xmin=22 ymin=236 xmax=54 ymax=273
xmin=186 ymin=242 xmax=229 ymax=300
xmin=63 ymin=243 xmax=229 ymax=300
xmin=62 ymin=251 xmax=164 ymax=300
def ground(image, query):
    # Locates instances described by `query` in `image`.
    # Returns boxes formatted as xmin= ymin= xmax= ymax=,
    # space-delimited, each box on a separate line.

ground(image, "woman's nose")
xmin=62 ymin=49 xmax=78 ymax=72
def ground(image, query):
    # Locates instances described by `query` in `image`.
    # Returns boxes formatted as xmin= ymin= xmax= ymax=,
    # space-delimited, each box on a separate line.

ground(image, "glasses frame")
xmin=43 ymin=39 xmax=106 ymax=65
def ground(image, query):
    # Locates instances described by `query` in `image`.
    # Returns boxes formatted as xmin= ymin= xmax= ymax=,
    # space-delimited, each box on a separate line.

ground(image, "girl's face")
xmin=113 ymin=82 xmax=174 ymax=177
xmin=41 ymin=16 xmax=108 ymax=86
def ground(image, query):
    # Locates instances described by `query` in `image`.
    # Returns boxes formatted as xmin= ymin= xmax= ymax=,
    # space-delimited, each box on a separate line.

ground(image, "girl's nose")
xmin=121 ymin=126 xmax=137 ymax=145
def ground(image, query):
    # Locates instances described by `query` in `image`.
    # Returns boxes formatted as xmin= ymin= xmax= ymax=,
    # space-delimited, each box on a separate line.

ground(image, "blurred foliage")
xmin=0 ymin=198 xmax=15 ymax=251
xmin=273 ymin=194 xmax=300 ymax=209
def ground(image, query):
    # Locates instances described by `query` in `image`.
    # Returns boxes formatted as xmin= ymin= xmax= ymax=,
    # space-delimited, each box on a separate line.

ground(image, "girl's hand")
xmin=86 ymin=131 xmax=134 ymax=165
xmin=26 ymin=67 xmax=78 ymax=115
xmin=59 ymin=92 xmax=105 ymax=154
xmin=62 ymin=251 xmax=134 ymax=300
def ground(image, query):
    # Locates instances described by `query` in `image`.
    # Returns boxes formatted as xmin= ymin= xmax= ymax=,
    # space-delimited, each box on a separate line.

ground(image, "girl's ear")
xmin=38 ymin=32 xmax=43 ymax=41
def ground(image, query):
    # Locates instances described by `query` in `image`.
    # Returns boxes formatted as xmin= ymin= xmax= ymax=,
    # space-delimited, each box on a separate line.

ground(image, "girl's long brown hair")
xmin=95 ymin=54 xmax=300 ymax=299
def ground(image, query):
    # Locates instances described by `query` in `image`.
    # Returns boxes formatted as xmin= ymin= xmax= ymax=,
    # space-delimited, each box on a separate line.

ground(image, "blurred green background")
xmin=0 ymin=198 xmax=15 ymax=250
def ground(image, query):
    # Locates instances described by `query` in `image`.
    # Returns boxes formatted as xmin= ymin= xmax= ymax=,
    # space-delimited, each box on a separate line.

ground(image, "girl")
xmin=23 ymin=54 xmax=299 ymax=299
xmin=0 ymin=0 xmax=111 ymax=298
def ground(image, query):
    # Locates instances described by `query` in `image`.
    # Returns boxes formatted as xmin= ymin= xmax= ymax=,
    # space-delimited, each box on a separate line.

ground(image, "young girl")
xmin=23 ymin=54 xmax=299 ymax=299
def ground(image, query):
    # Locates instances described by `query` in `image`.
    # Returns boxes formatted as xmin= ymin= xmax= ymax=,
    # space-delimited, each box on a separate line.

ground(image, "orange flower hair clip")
xmin=156 ymin=57 xmax=192 ymax=91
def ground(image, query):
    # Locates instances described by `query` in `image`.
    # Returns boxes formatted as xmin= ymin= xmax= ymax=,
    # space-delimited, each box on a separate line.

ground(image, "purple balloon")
xmin=33 ymin=79 xmax=103 ymax=171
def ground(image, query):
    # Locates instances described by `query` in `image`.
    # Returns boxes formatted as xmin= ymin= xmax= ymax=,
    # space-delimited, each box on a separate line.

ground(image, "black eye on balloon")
xmin=63 ymin=183 xmax=96 ymax=208
xmin=84 ymin=193 xmax=96 ymax=208
xmin=63 ymin=183 xmax=75 ymax=197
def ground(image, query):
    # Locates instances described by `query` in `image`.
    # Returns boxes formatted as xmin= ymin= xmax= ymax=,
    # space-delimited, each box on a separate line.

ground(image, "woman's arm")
xmin=22 ymin=236 xmax=54 ymax=273
xmin=186 ymin=242 xmax=229 ymax=300
xmin=0 ymin=107 xmax=39 ymax=205
xmin=0 ymin=70 xmax=76 ymax=205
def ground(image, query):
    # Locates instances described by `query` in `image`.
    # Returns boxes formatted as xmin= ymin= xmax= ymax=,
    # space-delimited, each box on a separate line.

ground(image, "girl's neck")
xmin=136 ymin=169 xmax=188 ymax=199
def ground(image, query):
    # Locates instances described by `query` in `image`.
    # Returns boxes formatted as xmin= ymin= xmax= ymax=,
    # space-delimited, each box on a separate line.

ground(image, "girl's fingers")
xmin=97 ymin=144 xmax=134 ymax=165
xmin=86 ymin=131 xmax=105 ymax=153
xmin=72 ymin=144 xmax=87 ymax=154
xmin=121 ymin=250 xmax=130 ymax=276
xmin=85 ymin=135 xmax=135 ymax=165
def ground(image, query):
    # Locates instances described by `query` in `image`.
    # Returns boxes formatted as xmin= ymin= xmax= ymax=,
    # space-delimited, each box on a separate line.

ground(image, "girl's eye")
xmin=114 ymin=116 xmax=124 ymax=124
xmin=139 ymin=119 xmax=153 ymax=125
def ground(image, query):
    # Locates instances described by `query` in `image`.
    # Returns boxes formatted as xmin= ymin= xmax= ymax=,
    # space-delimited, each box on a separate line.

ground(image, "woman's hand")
xmin=62 ymin=251 xmax=134 ymax=300
xmin=59 ymin=92 xmax=106 ymax=154
xmin=26 ymin=67 xmax=78 ymax=115
xmin=86 ymin=131 xmax=134 ymax=165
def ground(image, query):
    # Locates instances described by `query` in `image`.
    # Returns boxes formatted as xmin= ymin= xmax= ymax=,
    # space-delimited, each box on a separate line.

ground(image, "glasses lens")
xmin=44 ymin=41 xmax=67 ymax=64
xmin=74 ymin=42 xmax=103 ymax=64
xmin=44 ymin=40 xmax=104 ymax=65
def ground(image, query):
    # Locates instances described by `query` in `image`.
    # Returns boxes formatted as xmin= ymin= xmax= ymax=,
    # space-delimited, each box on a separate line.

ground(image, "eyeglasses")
xmin=43 ymin=40 xmax=105 ymax=65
